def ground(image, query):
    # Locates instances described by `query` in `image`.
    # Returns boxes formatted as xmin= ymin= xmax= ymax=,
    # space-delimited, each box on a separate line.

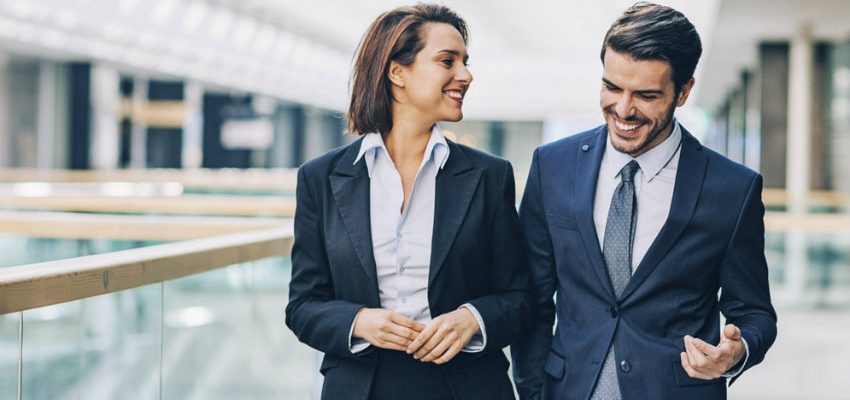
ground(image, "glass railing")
xmin=0 ymin=255 xmax=318 ymax=400
xmin=0 ymin=235 xmax=163 ymax=268
xmin=1 ymin=226 xmax=298 ymax=400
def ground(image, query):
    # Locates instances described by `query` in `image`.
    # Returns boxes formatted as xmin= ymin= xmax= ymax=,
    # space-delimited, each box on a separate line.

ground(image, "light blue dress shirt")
xmin=348 ymin=124 xmax=486 ymax=353
xmin=593 ymin=120 xmax=748 ymax=378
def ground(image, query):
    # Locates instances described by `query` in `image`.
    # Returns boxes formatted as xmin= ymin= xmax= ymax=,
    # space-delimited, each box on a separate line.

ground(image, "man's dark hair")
xmin=601 ymin=2 xmax=702 ymax=93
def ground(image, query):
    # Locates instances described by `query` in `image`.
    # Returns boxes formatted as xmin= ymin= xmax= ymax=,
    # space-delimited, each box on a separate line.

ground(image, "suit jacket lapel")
xmin=575 ymin=127 xmax=617 ymax=298
xmin=430 ymin=142 xmax=482 ymax=284
xmin=329 ymin=138 xmax=379 ymax=288
xmin=620 ymin=128 xmax=707 ymax=301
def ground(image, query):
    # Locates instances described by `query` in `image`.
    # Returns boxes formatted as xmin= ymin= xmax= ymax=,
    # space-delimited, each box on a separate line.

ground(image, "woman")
xmin=285 ymin=4 xmax=529 ymax=399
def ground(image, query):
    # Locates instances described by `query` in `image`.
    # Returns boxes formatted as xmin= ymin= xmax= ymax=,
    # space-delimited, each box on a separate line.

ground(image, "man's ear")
xmin=676 ymin=77 xmax=695 ymax=107
xmin=388 ymin=61 xmax=406 ymax=88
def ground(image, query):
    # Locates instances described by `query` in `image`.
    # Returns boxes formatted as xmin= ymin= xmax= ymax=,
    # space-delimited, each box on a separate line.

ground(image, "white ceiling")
xmin=697 ymin=0 xmax=850 ymax=111
xmin=5 ymin=0 xmax=846 ymax=122
xmin=208 ymin=0 xmax=720 ymax=120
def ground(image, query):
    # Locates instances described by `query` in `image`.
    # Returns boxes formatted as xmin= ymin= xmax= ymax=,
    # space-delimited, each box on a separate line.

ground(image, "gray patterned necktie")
xmin=591 ymin=160 xmax=640 ymax=400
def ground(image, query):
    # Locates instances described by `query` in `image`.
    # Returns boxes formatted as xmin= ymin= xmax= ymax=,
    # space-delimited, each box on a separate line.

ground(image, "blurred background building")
xmin=1 ymin=0 xmax=848 ymax=399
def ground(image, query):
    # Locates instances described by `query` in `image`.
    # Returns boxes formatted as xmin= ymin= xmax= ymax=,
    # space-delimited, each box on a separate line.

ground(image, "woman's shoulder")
xmin=447 ymin=139 xmax=511 ymax=172
xmin=299 ymin=138 xmax=362 ymax=177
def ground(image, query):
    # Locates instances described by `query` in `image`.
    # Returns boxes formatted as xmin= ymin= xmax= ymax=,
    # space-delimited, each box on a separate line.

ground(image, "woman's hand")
xmin=352 ymin=308 xmax=425 ymax=351
xmin=407 ymin=308 xmax=480 ymax=364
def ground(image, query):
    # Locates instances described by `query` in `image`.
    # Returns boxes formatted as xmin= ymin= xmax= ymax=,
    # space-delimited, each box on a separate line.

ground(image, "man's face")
xmin=600 ymin=48 xmax=693 ymax=157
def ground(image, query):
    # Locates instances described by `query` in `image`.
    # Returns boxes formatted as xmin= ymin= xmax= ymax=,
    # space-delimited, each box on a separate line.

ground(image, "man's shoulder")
xmin=536 ymin=124 xmax=606 ymax=160
xmin=695 ymin=139 xmax=759 ymax=183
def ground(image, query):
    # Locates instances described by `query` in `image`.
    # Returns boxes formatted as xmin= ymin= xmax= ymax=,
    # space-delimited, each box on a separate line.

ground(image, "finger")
xmin=378 ymin=330 xmax=416 ymax=349
xmin=386 ymin=321 xmax=420 ymax=342
xmin=434 ymin=341 xmax=464 ymax=365
xmin=689 ymin=336 xmax=720 ymax=360
xmin=376 ymin=341 xmax=410 ymax=352
xmin=407 ymin=323 xmax=438 ymax=354
xmin=684 ymin=336 xmax=709 ymax=371
xmin=680 ymin=352 xmax=713 ymax=380
xmin=421 ymin=332 xmax=456 ymax=362
xmin=723 ymin=324 xmax=741 ymax=342
xmin=415 ymin=327 xmax=449 ymax=360
xmin=390 ymin=313 xmax=425 ymax=333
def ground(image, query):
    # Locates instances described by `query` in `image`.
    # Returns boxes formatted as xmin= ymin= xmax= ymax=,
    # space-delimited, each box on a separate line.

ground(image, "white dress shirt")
xmin=593 ymin=121 xmax=748 ymax=378
xmin=348 ymin=124 xmax=486 ymax=353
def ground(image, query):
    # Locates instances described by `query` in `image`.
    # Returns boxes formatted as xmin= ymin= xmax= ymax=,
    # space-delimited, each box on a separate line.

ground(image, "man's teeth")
xmin=446 ymin=91 xmax=463 ymax=99
xmin=615 ymin=121 xmax=640 ymax=131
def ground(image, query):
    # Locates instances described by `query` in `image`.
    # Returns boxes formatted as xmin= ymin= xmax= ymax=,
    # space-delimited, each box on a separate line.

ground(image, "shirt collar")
xmin=354 ymin=124 xmax=450 ymax=177
xmin=605 ymin=119 xmax=682 ymax=182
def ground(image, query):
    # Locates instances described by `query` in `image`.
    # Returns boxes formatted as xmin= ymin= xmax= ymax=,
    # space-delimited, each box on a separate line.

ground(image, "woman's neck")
xmin=383 ymin=109 xmax=434 ymax=166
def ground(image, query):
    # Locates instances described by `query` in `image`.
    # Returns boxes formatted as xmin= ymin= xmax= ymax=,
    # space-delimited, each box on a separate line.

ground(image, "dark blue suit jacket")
xmin=286 ymin=138 xmax=530 ymax=400
xmin=512 ymin=125 xmax=777 ymax=400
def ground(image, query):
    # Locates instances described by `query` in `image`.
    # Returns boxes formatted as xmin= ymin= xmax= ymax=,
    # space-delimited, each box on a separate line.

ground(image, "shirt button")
xmin=620 ymin=360 xmax=631 ymax=373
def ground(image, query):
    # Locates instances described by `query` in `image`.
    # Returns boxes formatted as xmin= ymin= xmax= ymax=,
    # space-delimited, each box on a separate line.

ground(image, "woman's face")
xmin=395 ymin=22 xmax=472 ymax=124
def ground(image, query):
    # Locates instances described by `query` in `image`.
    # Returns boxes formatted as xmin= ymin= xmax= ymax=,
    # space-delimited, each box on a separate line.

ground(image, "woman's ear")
xmin=388 ymin=61 xmax=406 ymax=88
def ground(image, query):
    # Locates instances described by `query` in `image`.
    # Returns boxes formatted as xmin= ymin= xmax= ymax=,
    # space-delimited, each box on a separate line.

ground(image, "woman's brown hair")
xmin=347 ymin=4 xmax=468 ymax=135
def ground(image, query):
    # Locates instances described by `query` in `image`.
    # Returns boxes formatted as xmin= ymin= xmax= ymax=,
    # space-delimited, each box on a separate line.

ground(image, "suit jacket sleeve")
xmin=285 ymin=166 xmax=368 ymax=358
xmin=465 ymin=161 xmax=532 ymax=353
xmin=511 ymin=148 xmax=558 ymax=400
xmin=718 ymin=173 xmax=778 ymax=383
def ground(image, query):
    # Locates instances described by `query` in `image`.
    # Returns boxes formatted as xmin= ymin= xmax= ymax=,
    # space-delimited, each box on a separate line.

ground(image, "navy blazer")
xmin=512 ymin=125 xmax=777 ymax=400
xmin=286 ymin=137 xmax=530 ymax=400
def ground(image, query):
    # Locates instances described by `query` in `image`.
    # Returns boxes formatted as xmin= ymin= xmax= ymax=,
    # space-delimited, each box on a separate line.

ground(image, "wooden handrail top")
xmin=762 ymin=188 xmax=850 ymax=208
xmin=1 ymin=195 xmax=296 ymax=217
xmin=0 ymin=168 xmax=298 ymax=191
xmin=0 ymin=226 xmax=293 ymax=314
xmin=0 ymin=211 xmax=288 ymax=240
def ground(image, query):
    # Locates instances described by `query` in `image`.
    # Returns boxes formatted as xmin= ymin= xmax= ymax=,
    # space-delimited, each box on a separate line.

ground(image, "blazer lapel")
xmin=575 ymin=127 xmax=617 ymax=298
xmin=620 ymin=128 xmax=707 ymax=301
xmin=429 ymin=142 xmax=482 ymax=284
xmin=329 ymin=139 xmax=379 ymax=288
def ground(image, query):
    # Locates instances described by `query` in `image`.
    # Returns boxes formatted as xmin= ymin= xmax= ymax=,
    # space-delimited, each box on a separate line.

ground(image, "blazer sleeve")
xmin=464 ymin=161 xmax=532 ymax=352
xmin=511 ymin=148 xmax=558 ymax=400
xmin=285 ymin=166 xmax=367 ymax=358
xmin=718 ymin=173 xmax=778 ymax=383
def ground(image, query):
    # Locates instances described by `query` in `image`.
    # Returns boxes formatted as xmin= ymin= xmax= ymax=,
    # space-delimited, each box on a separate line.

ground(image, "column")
xmin=785 ymin=23 xmax=814 ymax=302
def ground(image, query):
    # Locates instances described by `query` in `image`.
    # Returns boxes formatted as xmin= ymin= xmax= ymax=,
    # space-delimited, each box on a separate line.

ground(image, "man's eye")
xmin=441 ymin=59 xmax=453 ymax=66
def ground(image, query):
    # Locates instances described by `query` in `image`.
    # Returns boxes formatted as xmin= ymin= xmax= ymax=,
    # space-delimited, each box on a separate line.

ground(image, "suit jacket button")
xmin=620 ymin=360 xmax=631 ymax=373
xmin=609 ymin=305 xmax=619 ymax=318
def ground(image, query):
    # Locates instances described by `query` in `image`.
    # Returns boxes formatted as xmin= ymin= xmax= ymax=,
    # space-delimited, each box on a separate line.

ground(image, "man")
xmin=512 ymin=3 xmax=777 ymax=399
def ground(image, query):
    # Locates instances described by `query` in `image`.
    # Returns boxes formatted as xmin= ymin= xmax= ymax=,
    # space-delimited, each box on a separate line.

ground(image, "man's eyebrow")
xmin=602 ymin=78 xmax=620 ymax=89
xmin=602 ymin=78 xmax=663 ymax=95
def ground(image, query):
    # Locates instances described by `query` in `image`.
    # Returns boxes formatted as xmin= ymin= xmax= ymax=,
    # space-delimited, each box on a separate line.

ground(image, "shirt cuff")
xmin=348 ymin=313 xmax=370 ymax=354
xmin=459 ymin=303 xmax=486 ymax=353
xmin=721 ymin=337 xmax=749 ymax=379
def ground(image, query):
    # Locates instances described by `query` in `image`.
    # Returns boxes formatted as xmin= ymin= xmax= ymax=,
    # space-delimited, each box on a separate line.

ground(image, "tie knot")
xmin=620 ymin=160 xmax=640 ymax=183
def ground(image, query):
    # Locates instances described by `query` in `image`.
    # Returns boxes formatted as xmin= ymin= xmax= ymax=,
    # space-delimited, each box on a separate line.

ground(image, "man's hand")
xmin=680 ymin=324 xmax=746 ymax=379
xmin=352 ymin=308 xmax=425 ymax=352
xmin=406 ymin=308 xmax=480 ymax=364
